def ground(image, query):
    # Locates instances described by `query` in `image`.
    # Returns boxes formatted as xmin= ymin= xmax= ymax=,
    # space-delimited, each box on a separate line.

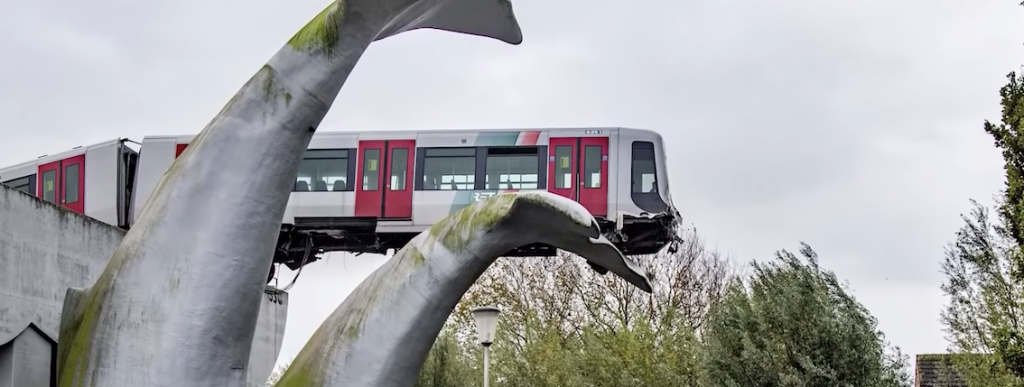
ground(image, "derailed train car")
xmin=0 ymin=127 xmax=678 ymax=271
xmin=0 ymin=138 xmax=140 ymax=229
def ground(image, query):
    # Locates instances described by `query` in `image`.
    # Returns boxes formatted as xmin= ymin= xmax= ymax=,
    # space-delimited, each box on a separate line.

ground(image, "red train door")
xmin=548 ymin=138 xmax=577 ymax=200
xmin=355 ymin=140 xmax=384 ymax=217
xmin=355 ymin=139 xmax=415 ymax=219
xmin=547 ymin=137 xmax=608 ymax=216
xmin=577 ymin=137 xmax=608 ymax=216
xmin=38 ymin=160 xmax=60 ymax=204
xmin=37 ymin=154 xmax=86 ymax=214
xmin=383 ymin=140 xmax=415 ymax=218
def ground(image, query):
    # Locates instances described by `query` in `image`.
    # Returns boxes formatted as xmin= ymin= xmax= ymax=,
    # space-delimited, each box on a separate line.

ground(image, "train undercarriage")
xmin=269 ymin=210 xmax=681 ymax=281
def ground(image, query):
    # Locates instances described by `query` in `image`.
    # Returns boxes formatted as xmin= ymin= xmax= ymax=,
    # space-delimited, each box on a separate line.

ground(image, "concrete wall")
xmin=0 ymin=325 xmax=53 ymax=387
xmin=0 ymin=185 xmax=288 ymax=386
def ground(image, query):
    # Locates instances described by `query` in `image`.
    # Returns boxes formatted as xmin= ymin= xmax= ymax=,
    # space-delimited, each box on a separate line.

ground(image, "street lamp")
xmin=472 ymin=306 xmax=501 ymax=387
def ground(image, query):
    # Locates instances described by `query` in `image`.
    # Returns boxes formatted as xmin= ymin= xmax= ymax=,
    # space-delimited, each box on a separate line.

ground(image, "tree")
xmin=413 ymin=228 xmax=911 ymax=386
xmin=463 ymin=226 xmax=732 ymax=387
xmin=417 ymin=225 xmax=735 ymax=387
xmin=415 ymin=324 xmax=478 ymax=387
xmin=983 ymin=70 xmax=1024 ymax=249
xmin=940 ymin=200 xmax=1024 ymax=385
xmin=699 ymin=243 xmax=911 ymax=387
xmin=939 ymin=67 xmax=1024 ymax=384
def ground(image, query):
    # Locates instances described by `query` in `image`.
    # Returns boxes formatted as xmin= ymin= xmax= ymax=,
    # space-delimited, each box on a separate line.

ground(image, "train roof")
xmin=142 ymin=126 xmax=663 ymax=142
xmin=0 ymin=138 xmax=132 ymax=172
xmin=0 ymin=127 xmax=665 ymax=172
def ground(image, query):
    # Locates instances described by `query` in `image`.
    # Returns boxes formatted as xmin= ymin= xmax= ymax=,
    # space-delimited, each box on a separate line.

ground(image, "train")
xmin=0 ymin=127 xmax=679 ymax=274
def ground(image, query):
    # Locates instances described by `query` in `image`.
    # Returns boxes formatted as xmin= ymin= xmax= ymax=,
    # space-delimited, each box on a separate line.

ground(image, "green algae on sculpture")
xmin=426 ymin=192 xmax=593 ymax=253
xmin=406 ymin=246 xmax=425 ymax=266
xmin=516 ymin=192 xmax=591 ymax=227
xmin=258 ymin=65 xmax=292 ymax=117
xmin=56 ymin=288 xmax=90 ymax=387
xmin=275 ymin=357 xmax=322 ymax=387
xmin=261 ymin=65 xmax=282 ymax=99
xmin=57 ymin=241 xmax=139 ymax=387
xmin=287 ymin=1 xmax=346 ymax=56
xmin=427 ymin=193 xmax=516 ymax=252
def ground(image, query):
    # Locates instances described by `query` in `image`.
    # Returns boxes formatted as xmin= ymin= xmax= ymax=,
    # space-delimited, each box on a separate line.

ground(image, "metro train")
xmin=0 ymin=127 xmax=678 ymax=272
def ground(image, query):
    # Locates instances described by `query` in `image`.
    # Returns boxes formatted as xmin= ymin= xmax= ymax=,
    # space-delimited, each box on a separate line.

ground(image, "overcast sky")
xmin=2 ymin=0 xmax=1022 ymax=371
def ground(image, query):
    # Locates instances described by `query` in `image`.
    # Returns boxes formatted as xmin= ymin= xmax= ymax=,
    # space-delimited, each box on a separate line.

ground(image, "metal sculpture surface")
xmin=53 ymin=0 xmax=655 ymax=386
xmin=56 ymin=1 xmax=521 ymax=386
xmin=273 ymin=192 xmax=652 ymax=386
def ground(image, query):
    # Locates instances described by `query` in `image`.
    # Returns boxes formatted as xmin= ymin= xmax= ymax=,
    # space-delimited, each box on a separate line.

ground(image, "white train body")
xmin=1 ymin=127 xmax=676 ymax=268
xmin=0 ymin=139 xmax=138 ymax=228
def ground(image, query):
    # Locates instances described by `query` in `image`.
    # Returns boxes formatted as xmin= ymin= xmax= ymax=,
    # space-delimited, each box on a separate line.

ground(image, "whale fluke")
xmin=376 ymin=0 xmax=523 ymax=44
xmin=55 ymin=0 xmax=525 ymax=386
xmin=274 ymin=191 xmax=651 ymax=387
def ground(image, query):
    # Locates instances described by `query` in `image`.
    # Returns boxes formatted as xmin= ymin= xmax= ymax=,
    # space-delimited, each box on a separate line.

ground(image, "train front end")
xmin=609 ymin=128 xmax=681 ymax=256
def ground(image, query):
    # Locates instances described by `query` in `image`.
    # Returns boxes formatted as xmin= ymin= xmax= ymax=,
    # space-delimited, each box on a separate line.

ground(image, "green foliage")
xmin=984 ymin=70 xmax=1024 ymax=250
xmin=939 ymin=65 xmax=1024 ymax=385
xmin=940 ymin=200 xmax=1024 ymax=385
xmin=699 ymin=243 xmax=911 ymax=387
xmin=415 ymin=325 xmax=478 ymax=387
xmin=417 ymin=227 xmax=728 ymax=387
xmin=411 ymin=228 xmax=907 ymax=387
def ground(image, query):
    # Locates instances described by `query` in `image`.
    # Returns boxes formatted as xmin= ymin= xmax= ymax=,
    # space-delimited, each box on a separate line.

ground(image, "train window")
xmin=42 ymin=170 xmax=57 ymax=203
xmin=65 ymin=164 xmax=80 ymax=204
xmin=422 ymin=148 xmax=475 ymax=190
xmin=363 ymin=149 xmax=381 ymax=191
xmin=390 ymin=148 xmax=408 ymax=191
xmin=554 ymin=146 xmax=572 ymax=189
xmin=296 ymin=149 xmax=349 ymax=192
xmin=631 ymin=141 xmax=658 ymax=194
xmin=583 ymin=145 xmax=601 ymax=189
xmin=485 ymin=147 xmax=539 ymax=190
xmin=2 ymin=176 xmax=34 ymax=195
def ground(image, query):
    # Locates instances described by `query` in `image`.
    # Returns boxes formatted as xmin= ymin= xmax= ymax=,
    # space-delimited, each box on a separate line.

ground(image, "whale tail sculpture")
xmin=56 ymin=0 xmax=527 ymax=386
xmin=273 ymin=191 xmax=652 ymax=387
xmin=376 ymin=0 xmax=522 ymax=43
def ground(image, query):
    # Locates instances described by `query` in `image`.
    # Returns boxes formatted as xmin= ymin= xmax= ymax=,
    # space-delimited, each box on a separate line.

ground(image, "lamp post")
xmin=472 ymin=306 xmax=501 ymax=387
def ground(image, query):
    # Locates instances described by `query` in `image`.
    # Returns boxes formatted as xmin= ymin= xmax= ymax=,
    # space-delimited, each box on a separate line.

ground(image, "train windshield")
xmin=631 ymin=141 xmax=658 ymax=194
